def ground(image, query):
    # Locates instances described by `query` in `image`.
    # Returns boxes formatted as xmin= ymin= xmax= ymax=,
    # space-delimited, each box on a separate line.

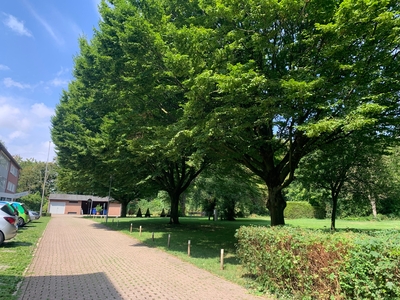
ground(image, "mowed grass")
xmin=0 ymin=217 xmax=50 ymax=300
xmin=96 ymin=215 xmax=400 ymax=294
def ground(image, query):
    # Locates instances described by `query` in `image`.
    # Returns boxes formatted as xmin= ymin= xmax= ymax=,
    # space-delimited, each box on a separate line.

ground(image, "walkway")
xmin=18 ymin=215 xmax=265 ymax=300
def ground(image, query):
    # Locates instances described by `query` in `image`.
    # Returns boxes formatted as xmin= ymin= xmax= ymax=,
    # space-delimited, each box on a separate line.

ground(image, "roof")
xmin=0 ymin=142 xmax=22 ymax=170
xmin=49 ymin=194 xmax=116 ymax=202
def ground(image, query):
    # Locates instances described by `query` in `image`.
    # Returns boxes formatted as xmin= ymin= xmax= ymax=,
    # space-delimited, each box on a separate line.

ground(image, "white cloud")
xmin=25 ymin=4 xmax=64 ymax=46
xmin=3 ymin=77 xmax=31 ymax=89
xmin=9 ymin=130 xmax=27 ymax=139
xmin=49 ymin=77 xmax=68 ymax=87
xmin=56 ymin=67 xmax=70 ymax=77
xmin=31 ymin=103 xmax=54 ymax=118
xmin=0 ymin=104 xmax=20 ymax=125
xmin=0 ymin=64 xmax=10 ymax=71
xmin=2 ymin=13 xmax=33 ymax=37
xmin=0 ymin=97 xmax=55 ymax=161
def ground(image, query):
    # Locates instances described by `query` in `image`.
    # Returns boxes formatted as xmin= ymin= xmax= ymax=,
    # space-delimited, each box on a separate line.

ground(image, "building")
xmin=0 ymin=142 xmax=22 ymax=200
xmin=48 ymin=194 xmax=122 ymax=216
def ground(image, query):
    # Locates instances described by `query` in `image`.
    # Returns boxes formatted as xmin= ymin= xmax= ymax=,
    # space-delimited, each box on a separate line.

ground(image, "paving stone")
xmin=18 ymin=215 xmax=266 ymax=300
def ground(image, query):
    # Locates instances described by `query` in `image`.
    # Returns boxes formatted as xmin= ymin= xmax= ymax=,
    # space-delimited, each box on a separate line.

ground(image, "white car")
xmin=28 ymin=210 xmax=40 ymax=220
xmin=0 ymin=203 xmax=18 ymax=245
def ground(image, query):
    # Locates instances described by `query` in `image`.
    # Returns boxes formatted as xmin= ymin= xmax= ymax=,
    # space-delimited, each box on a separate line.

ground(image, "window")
xmin=0 ymin=153 xmax=9 ymax=192
xmin=10 ymin=165 xmax=18 ymax=177
xmin=7 ymin=181 xmax=16 ymax=192
xmin=0 ymin=176 xmax=6 ymax=192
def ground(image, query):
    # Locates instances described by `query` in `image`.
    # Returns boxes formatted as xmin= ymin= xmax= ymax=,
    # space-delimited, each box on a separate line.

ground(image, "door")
xmin=49 ymin=202 xmax=66 ymax=214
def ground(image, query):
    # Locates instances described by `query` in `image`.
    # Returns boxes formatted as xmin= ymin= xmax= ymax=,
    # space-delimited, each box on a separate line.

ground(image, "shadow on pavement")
xmin=18 ymin=272 xmax=124 ymax=300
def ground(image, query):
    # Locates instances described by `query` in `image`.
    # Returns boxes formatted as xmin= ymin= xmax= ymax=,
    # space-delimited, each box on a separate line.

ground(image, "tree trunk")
xmin=120 ymin=201 xmax=128 ymax=218
xmin=331 ymin=195 xmax=338 ymax=231
xmin=266 ymin=188 xmax=286 ymax=226
xmin=180 ymin=192 xmax=186 ymax=217
xmin=368 ymin=193 xmax=377 ymax=218
xmin=169 ymin=192 xmax=180 ymax=224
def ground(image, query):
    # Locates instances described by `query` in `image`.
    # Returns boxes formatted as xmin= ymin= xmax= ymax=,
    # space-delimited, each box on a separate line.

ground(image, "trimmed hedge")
xmin=235 ymin=226 xmax=400 ymax=299
xmin=284 ymin=201 xmax=315 ymax=219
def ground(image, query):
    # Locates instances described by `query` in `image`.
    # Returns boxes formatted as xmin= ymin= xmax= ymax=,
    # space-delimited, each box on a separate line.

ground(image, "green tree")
xmin=295 ymin=132 xmax=390 ymax=230
xmin=52 ymin=0 xmax=208 ymax=223
xmin=342 ymin=146 xmax=400 ymax=218
xmin=14 ymin=156 xmax=57 ymax=210
xmin=15 ymin=158 xmax=55 ymax=195
xmin=187 ymin=163 xmax=266 ymax=220
xmin=179 ymin=0 xmax=400 ymax=225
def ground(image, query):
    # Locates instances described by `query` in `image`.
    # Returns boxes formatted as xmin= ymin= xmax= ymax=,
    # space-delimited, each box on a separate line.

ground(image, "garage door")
xmin=49 ymin=202 xmax=66 ymax=214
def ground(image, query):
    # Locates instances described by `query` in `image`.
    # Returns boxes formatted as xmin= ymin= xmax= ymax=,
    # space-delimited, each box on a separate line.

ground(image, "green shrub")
xmin=313 ymin=205 xmax=326 ymax=219
xmin=235 ymin=226 xmax=400 ymax=299
xmin=339 ymin=230 xmax=400 ymax=299
xmin=284 ymin=201 xmax=314 ymax=219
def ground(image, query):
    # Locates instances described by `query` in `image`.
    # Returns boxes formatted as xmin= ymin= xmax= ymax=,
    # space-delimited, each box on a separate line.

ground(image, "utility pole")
xmin=40 ymin=141 xmax=51 ymax=216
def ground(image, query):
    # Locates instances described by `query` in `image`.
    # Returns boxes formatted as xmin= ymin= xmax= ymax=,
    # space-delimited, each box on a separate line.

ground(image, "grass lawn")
xmin=0 ymin=217 xmax=50 ymax=300
xmin=95 ymin=215 xmax=400 ymax=296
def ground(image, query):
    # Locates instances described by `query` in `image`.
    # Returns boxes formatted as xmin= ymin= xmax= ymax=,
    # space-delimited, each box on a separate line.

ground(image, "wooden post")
xmin=152 ymin=232 xmax=154 ymax=242
xmin=188 ymin=240 xmax=191 ymax=256
xmin=168 ymin=234 xmax=171 ymax=248
xmin=112 ymin=218 xmax=114 ymax=223
xmin=139 ymin=225 xmax=142 ymax=236
xmin=220 ymin=249 xmax=224 ymax=270
xmin=130 ymin=223 xmax=132 ymax=233
xmin=117 ymin=219 xmax=119 ymax=227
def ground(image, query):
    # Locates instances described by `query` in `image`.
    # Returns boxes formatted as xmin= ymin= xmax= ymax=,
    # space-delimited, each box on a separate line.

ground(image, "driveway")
xmin=18 ymin=215 xmax=266 ymax=300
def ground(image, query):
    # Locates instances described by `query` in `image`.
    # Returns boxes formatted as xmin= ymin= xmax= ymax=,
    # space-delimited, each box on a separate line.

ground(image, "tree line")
xmin=50 ymin=0 xmax=400 ymax=226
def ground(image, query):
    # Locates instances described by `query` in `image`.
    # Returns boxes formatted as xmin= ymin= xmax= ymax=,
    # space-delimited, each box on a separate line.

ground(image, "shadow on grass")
xmin=0 ymin=275 xmax=22 ymax=300
xmin=1 ymin=241 xmax=33 ymax=248
xmin=95 ymin=217 xmax=271 ymax=261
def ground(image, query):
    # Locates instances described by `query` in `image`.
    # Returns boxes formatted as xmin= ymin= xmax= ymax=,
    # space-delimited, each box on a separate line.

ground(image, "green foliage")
xmin=180 ymin=0 xmax=400 ymax=225
xmin=52 ymin=0 xmax=400 ymax=227
xmin=185 ymin=164 xmax=267 ymax=220
xmin=19 ymin=192 xmax=43 ymax=211
xmin=339 ymin=230 xmax=400 ymax=299
xmin=235 ymin=226 xmax=400 ymax=299
xmin=15 ymin=157 xmax=56 ymax=197
xmin=284 ymin=201 xmax=315 ymax=219
xmin=131 ymin=197 xmax=168 ymax=216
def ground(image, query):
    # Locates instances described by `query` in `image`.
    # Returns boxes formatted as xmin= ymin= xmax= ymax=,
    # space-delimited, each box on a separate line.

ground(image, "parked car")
xmin=0 ymin=203 xmax=18 ymax=245
xmin=0 ymin=201 xmax=18 ymax=217
xmin=10 ymin=202 xmax=31 ymax=227
xmin=28 ymin=210 xmax=40 ymax=220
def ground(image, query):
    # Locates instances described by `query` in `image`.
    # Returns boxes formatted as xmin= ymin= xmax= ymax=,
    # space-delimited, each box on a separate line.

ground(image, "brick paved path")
xmin=18 ymin=215 xmax=265 ymax=300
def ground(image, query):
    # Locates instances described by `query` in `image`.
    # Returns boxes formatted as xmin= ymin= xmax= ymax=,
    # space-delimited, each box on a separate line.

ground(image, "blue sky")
xmin=0 ymin=0 xmax=101 ymax=162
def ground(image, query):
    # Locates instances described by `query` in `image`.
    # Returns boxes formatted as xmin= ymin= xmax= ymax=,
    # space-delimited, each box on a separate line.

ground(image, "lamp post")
xmin=106 ymin=175 xmax=112 ymax=223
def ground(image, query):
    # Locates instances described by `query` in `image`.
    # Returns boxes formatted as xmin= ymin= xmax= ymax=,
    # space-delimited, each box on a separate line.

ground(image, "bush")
xmin=339 ymin=230 xmax=400 ymax=299
xmin=313 ymin=205 xmax=326 ymax=219
xmin=284 ymin=201 xmax=314 ymax=219
xmin=235 ymin=226 xmax=400 ymax=299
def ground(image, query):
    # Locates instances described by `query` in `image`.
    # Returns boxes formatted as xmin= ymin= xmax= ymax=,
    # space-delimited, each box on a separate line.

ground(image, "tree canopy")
xmin=179 ymin=0 xmax=400 ymax=225
xmin=52 ymin=0 xmax=400 ymax=225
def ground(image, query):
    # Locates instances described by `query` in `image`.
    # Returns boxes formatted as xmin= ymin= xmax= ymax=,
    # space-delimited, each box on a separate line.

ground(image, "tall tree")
xmin=52 ymin=0 xmax=208 ymax=223
xmin=179 ymin=0 xmax=400 ymax=225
